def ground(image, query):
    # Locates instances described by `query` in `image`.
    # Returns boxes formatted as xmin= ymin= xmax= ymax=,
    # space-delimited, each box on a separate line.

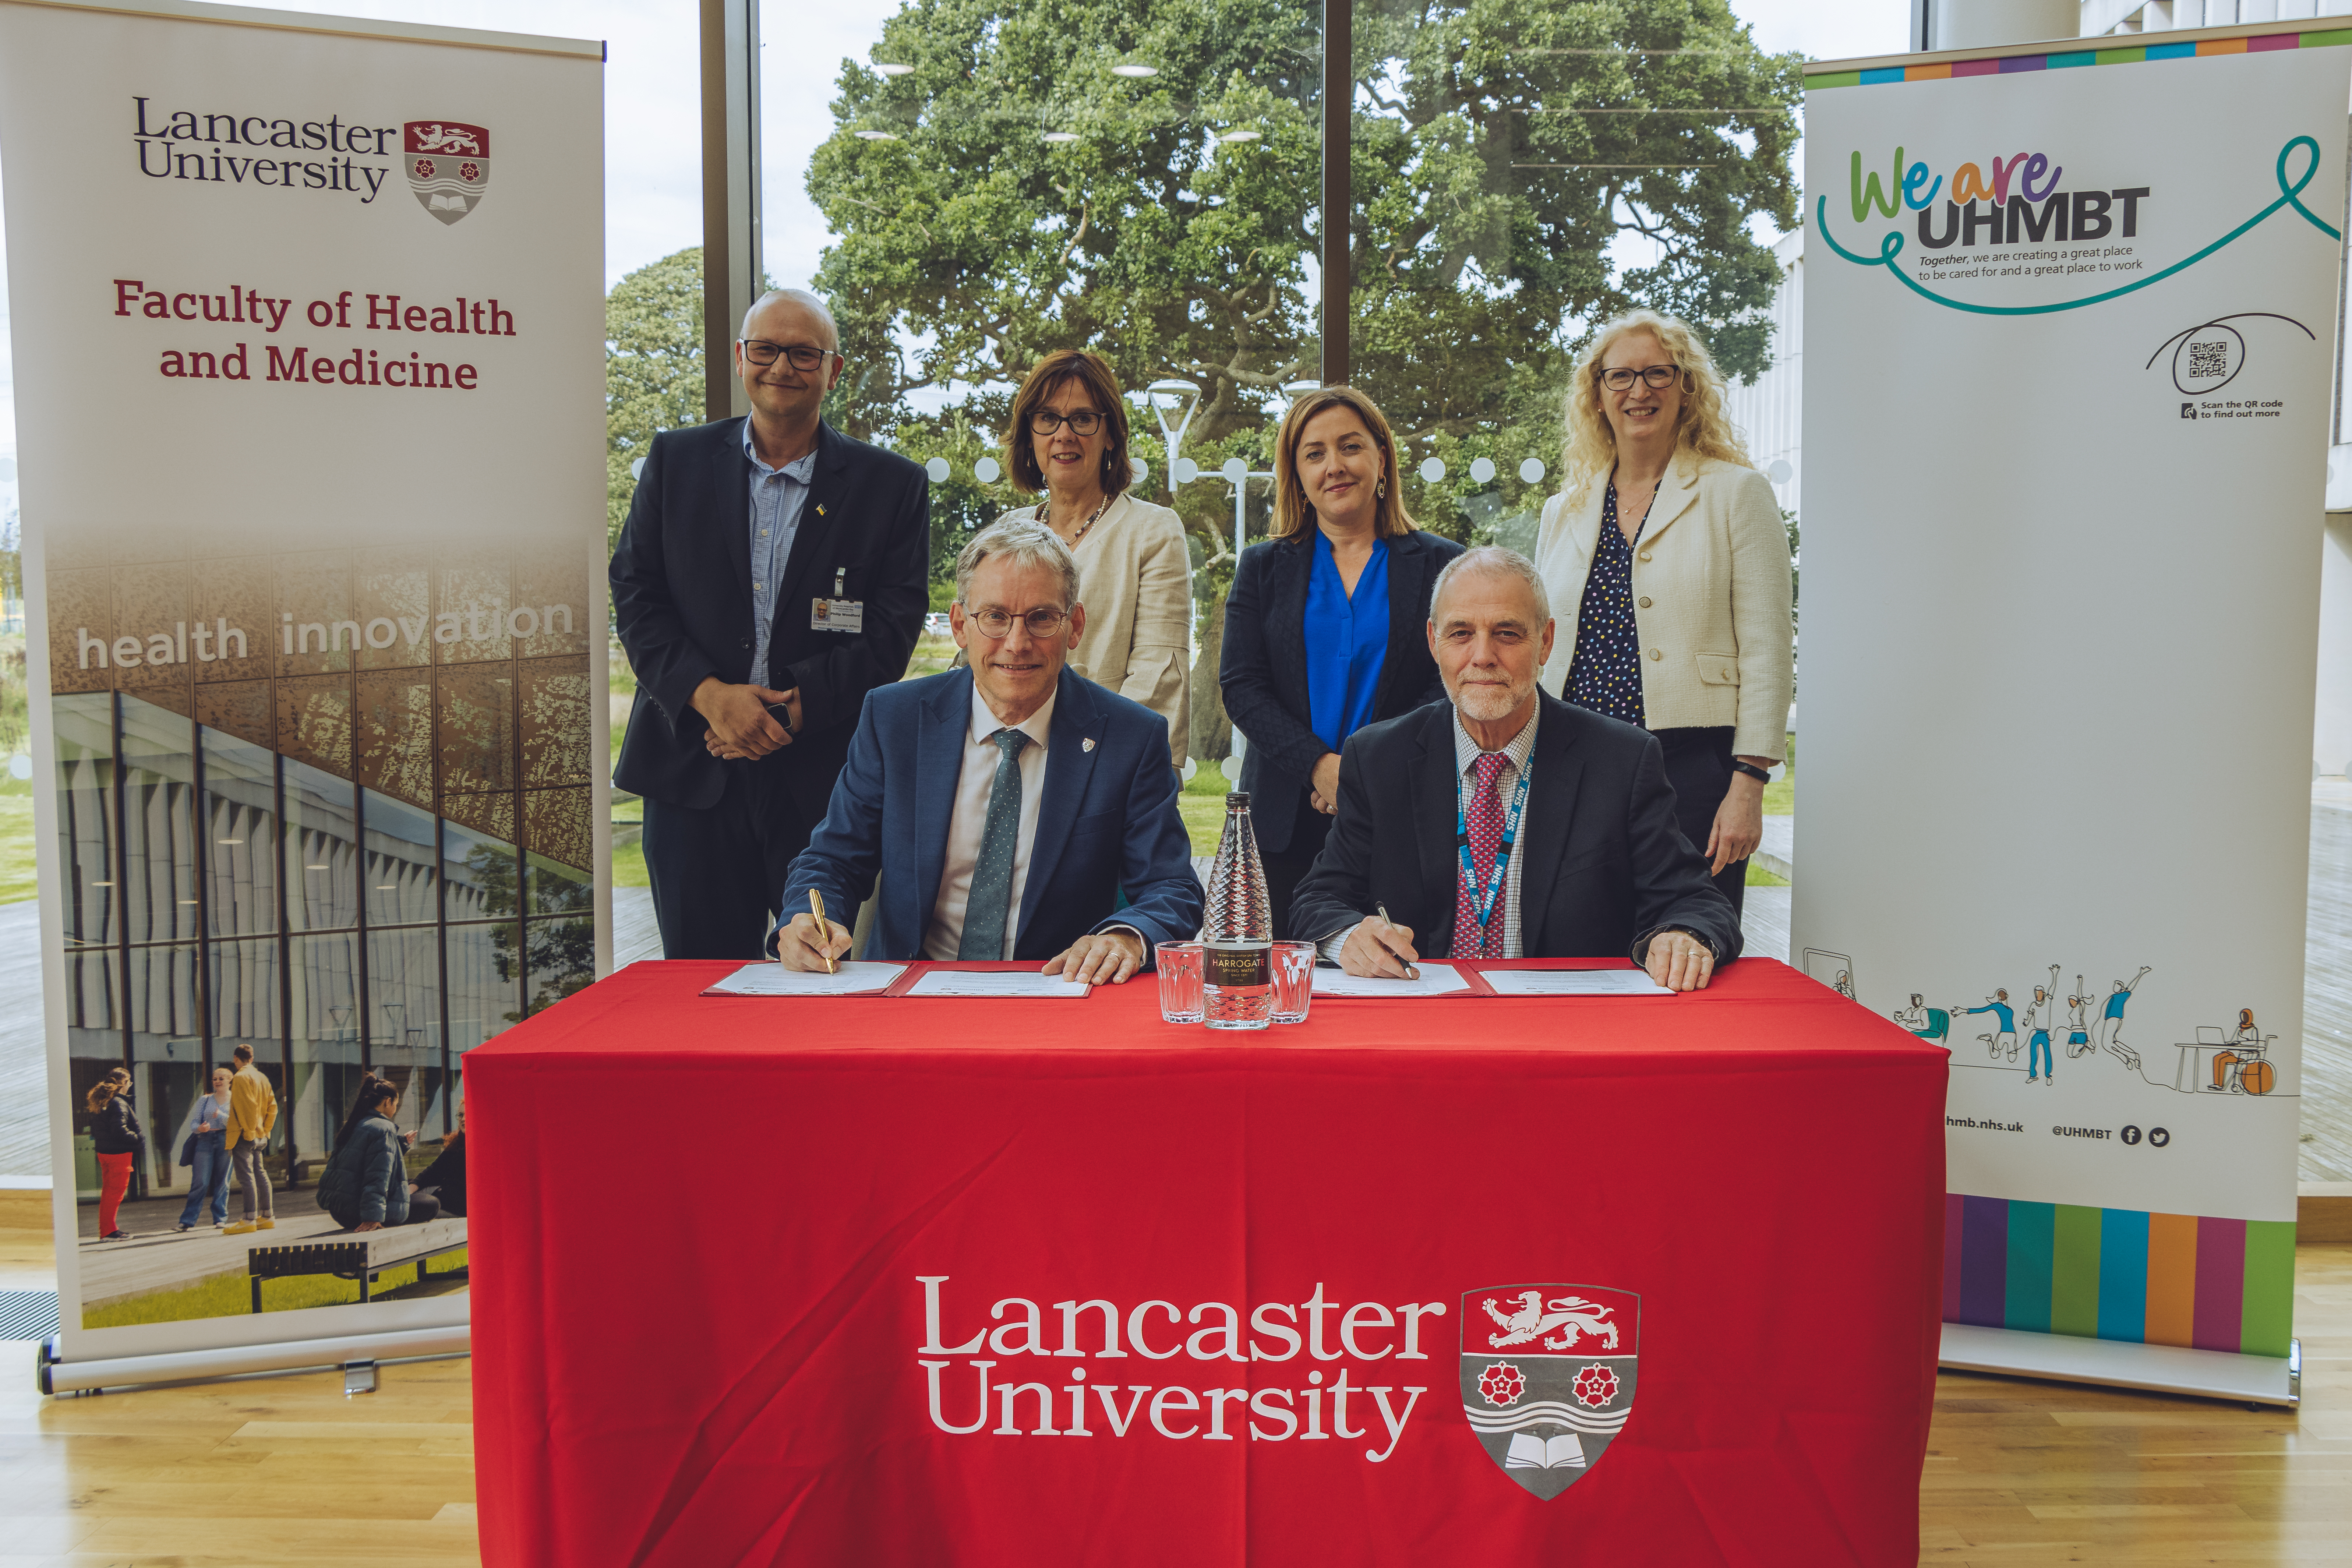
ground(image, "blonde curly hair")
xmin=1560 ymin=309 xmax=1753 ymax=508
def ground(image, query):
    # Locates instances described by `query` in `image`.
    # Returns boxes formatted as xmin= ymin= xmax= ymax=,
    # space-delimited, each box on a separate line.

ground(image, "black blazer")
xmin=1218 ymin=529 xmax=1464 ymax=854
xmin=1288 ymin=693 xmax=1744 ymax=961
xmin=610 ymin=418 xmax=930 ymax=819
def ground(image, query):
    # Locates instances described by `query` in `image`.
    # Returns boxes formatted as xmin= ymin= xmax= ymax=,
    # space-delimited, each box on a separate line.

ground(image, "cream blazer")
xmin=994 ymin=494 xmax=1193 ymax=764
xmin=1534 ymin=453 xmax=1793 ymax=762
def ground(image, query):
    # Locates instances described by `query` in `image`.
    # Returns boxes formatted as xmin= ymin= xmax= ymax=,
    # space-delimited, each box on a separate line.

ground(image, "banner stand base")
xmin=37 ymin=1325 xmax=469 ymax=1396
xmin=1939 ymin=1323 xmax=2299 ymax=1407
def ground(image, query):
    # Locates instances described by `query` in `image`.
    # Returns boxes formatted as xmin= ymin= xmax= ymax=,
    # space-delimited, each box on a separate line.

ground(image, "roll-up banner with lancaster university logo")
xmin=0 ymin=0 xmax=604 ymax=1385
xmin=1797 ymin=27 xmax=2347 ymax=1401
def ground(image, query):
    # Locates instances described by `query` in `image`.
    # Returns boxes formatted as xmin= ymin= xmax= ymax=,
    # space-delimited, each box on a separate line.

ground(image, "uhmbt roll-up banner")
xmin=1798 ymin=24 xmax=2349 ymax=1404
xmin=0 ymin=0 xmax=604 ymax=1389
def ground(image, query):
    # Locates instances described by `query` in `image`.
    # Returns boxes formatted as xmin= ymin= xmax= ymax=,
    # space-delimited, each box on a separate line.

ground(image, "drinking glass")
xmin=1271 ymin=940 xmax=1315 ymax=1024
xmin=1157 ymin=942 xmax=1205 ymax=1024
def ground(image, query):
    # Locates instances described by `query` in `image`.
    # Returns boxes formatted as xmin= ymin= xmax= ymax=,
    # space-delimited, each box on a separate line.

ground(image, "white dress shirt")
xmin=924 ymin=684 xmax=1057 ymax=961
xmin=1319 ymin=704 xmax=1538 ymax=961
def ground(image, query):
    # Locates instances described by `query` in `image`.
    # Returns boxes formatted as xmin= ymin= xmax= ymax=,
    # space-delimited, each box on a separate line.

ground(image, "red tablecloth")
xmin=469 ymin=957 xmax=1946 ymax=1567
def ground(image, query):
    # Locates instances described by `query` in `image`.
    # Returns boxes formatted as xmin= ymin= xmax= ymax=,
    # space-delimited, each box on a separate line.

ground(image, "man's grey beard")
xmin=1454 ymin=677 xmax=1534 ymax=723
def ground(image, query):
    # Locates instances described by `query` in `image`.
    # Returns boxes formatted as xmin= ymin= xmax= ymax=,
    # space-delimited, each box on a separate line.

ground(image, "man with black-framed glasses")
xmin=611 ymin=287 xmax=930 ymax=958
xmin=774 ymin=520 xmax=1201 ymax=980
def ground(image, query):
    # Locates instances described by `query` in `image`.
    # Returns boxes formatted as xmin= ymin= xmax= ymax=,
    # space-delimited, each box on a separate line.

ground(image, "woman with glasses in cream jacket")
xmin=1535 ymin=309 xmax=1793 ymax=915
xmin=990 ymin=350 xmax=1193 ymax=764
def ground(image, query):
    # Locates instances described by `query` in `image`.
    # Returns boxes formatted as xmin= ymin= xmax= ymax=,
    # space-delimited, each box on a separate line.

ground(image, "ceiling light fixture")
xmin=1042 ymin=131 xmax=1079 ymax=143
xmin=1110 ymin=63 xmax=1158 ymax=78
xmin=855 ymin=130 xmax=900 ymax=142
xmin=1218 ymin=130 xmax=1262 ymax=142
xmin=874 ymin=62 xmax=914 ymax=76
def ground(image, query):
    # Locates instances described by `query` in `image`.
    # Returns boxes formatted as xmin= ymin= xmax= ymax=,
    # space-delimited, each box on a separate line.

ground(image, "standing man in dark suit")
xmin=1289 ymin=547 xmax=1738 ymax=990
xmin=611 ymin=287 xmax=929 ymax=958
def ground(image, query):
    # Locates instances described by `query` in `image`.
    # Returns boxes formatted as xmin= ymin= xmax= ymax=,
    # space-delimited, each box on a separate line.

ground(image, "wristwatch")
xmin=1730 ymin=759 xmax=1772 ymax=784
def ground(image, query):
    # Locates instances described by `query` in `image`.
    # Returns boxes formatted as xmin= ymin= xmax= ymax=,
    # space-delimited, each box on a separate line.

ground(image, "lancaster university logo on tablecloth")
xmin=405 ymin=121 xmax=488 ymax=223
xmin=1460 ymin=1283 xmax=1639 ymax=1499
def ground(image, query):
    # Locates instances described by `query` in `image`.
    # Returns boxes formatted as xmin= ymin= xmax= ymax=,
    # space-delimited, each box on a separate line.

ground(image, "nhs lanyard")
xmin=1456 ymin=754 xmax=1533 ymax=939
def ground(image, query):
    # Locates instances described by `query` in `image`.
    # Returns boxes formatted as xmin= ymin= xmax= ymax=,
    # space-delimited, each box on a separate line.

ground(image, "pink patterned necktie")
xmin=1452 ymin=751 xmax=1509 ymax=958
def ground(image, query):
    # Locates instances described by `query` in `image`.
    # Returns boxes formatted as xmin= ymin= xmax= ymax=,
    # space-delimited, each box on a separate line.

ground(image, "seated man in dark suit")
xmin=776 ymin=521 xmax=1203 ymax=982
xmin=1289 ymin=546 xmax=1739 ymax=990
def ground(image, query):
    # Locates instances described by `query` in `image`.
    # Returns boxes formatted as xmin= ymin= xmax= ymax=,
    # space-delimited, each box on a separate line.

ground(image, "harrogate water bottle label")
xmin=1206 ymin=944 xmax=1270 ymax=987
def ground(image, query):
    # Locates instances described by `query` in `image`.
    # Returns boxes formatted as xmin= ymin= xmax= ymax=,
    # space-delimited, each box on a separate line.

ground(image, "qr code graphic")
xmin=2188 ymin=340 xmax=2229 ymax=379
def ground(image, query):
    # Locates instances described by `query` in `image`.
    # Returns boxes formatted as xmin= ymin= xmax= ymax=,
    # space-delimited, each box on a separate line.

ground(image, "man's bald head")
xmin=742 ymin=288 xmax=838 ymax=351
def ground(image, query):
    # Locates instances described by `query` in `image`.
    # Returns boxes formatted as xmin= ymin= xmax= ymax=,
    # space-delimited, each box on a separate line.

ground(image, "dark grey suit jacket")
xmin=1287 ymin=693 xmax=1743 ymax=961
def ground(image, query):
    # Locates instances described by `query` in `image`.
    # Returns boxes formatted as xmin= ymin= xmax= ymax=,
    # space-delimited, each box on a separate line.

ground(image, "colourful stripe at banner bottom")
xmin=1807 ymin=27 xmax=2348 ymax=91
xmin=1943 ymin=1194 xmax=2293 ymax=1357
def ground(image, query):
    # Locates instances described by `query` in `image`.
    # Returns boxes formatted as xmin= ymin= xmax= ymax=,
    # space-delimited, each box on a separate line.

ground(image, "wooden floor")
xmin=0 ymin=1233 xmax=2339 ymax=1562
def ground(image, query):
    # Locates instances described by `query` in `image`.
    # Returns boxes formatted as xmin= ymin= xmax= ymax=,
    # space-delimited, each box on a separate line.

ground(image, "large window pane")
xmin=285 ymin=758 xmax=358 ymax=932
xmin=126 ymin=944 xmax=201 ymax=1197
xmin=209 ymin=935 xmax=279 ymax=1058
xmin=523 ymin=916 xmax=593 ymax=1017
xmin=53 ymin=692 xmax=116 ymax=948
xmin=1345 ymin=9 xmax=1801 ymax=546
xmin=201 ymin=726 xmax=279 ymax=937
xmin=446 ymin=922 xmax=515 ymax=1052
xmin=774 ymin=1 xmax=1326 ymax=839
xmin=287 ymin=930 xmax=360 ymax=1167
xmin=367 ymin=927 xmax=442 ymax=1142
xmin=444 ymin=819 xmax=517 ymax=924
xmin=363 ymin=788 xmax=438 ymax=927
xmin=120 ymin=694 xmax=198 ymax=944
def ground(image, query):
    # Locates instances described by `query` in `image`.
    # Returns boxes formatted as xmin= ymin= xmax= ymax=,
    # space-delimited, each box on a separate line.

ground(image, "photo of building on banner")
xmin=1796 ymin=32 xmax=2344 ymax=1397
xmin=0 ymin=0 xmax=605 ymax=1362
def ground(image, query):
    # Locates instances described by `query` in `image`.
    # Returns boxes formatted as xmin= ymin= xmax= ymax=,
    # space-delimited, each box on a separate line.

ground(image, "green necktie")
xmin=957 ymin=728 xmax=1031 ymax=960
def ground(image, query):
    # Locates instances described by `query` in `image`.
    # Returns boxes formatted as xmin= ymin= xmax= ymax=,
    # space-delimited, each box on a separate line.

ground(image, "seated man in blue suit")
xmin=775 ymin=520 xmax=1203 ymax=983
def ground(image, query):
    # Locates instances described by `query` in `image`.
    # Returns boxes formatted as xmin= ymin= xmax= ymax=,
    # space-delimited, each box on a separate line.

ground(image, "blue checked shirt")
xmin=745 ymin=418 xmax=817 ymax=684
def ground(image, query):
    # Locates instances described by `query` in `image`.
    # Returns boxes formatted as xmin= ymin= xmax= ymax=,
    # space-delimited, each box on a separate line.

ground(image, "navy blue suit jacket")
xmin=610 ymin=418 xmax=929 ymax=820
xmin=782 ymin=667 xmax=1204 ymax=963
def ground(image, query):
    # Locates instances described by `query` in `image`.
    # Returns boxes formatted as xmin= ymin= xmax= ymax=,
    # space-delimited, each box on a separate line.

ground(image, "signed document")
xmin=1479 ymin=967 xmax=1673 ymax=998
xmin=904 ymin=970 xmax=1091 ymax=999
xmin=704 ymin=962 xmax=907 ymax=997
xmin=1311 ymin=963 xmax=1475 ymax=999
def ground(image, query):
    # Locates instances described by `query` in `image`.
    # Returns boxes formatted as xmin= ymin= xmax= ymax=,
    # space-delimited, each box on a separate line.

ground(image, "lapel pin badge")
xmin=1083 ymin=738 xmax=1096 ymax=752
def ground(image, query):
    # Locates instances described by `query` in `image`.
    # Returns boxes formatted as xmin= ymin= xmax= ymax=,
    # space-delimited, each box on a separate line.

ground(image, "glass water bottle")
xmin=1202 ymin=792 xmax=1274 ymax=1030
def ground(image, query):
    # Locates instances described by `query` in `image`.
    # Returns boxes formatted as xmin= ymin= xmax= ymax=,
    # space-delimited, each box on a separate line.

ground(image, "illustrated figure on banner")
xmin=2098 ymin=966 xmax=2153 ymax=1070
xmin=2065 ymin=979 xmax=2094 ymax=1059
xmin=1894 ymin=993 xmax=1951 ymax=1042
xmin=2021 ymin=965 xmax=2059 ymax=1085
xmin=1966 ymin=989 xmax=2017 ymax=1062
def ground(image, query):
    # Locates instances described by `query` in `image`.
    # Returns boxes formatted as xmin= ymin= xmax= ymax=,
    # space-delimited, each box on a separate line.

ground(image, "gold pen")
xmin=810 ymin=889 xmax=836 ymax=975
xmin=1375 ymin=903 xmax=1420 ymax=981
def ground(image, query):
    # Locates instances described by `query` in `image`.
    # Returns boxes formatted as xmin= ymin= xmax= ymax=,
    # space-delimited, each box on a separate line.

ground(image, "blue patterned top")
xmin=1563 ymin=485 xmax=1645 ymax=727
xmin=1304 ymin=531 xmax=1391 ymax=752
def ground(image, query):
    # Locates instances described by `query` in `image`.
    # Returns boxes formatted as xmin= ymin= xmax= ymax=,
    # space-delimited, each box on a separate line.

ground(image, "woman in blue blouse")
xmin=1221 ymin=386 xmax=1464 ymax=937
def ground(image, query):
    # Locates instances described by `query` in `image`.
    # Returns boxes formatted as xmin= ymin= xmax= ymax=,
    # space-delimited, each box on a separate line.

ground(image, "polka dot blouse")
xmin=1563 ymin=484 xmax=1646 ymax=727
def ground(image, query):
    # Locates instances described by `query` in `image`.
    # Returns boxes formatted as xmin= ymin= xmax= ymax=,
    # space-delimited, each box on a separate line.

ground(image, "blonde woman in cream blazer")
xmin=1535 ymin=310 xmax=1793 ymax=917
xmin=989 ymin=350 xmax=1193 ymax=764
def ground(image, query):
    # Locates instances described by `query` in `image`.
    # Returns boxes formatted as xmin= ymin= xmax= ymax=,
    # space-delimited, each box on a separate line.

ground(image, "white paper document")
xmin=705 ymin=961 xmax=905 ymax=997
xmin=1479 ymin=967 xmax=1673 ymax=998
xmin=1311 ymin=963 xmax=1475 ymax=998
xmin=904 ymin=970 xmax=1092 ymax=999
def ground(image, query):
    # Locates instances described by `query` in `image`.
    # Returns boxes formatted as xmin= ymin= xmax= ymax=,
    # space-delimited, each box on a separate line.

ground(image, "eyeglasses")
xmin=1597 ymin=365 xmax=1682 ymax=392
xmin=739 ymin=339 xmax=841 ymax=372
xmin=965 ymin=606 xmax=1072 ymax=639
xmin=1030 ymin=409 xmax=1105 ymax=436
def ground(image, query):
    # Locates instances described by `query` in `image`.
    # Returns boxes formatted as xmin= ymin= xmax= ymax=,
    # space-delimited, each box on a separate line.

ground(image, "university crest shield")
xmin=404 ymin=121 xmax=490 ymax=224
xmin=1459 ymin=1283 xmax=1640 ymax=1499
